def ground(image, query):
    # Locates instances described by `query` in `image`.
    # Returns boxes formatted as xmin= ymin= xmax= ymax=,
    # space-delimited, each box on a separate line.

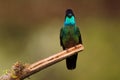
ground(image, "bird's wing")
xmin=60 ymin=27 xmax=64 ymax=46
xmin=76 ymin=27 xmax=82 ymax=44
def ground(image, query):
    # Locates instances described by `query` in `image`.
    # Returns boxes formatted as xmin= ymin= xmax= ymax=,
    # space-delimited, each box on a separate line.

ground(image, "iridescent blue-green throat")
xmin=64 ymin=16 xmax=76 ymax=26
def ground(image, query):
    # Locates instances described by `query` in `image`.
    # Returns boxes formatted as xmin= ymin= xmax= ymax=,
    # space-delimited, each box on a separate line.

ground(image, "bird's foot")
xmin=74 ymin=45 xmax=78 ymax=49
xmin=75 ymin=44 xmax=81 ymax=49
xmin=66 ymin=49 xmax=70 ymax=53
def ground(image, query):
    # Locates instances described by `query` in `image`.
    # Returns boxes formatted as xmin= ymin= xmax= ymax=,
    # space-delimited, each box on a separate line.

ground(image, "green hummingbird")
xmin=60 ymin=9 xmax=82 ymax=70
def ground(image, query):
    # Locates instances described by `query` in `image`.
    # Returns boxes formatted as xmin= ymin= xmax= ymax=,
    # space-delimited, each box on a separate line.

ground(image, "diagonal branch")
xmin=0 ymin=44 xmax=84 ymax=80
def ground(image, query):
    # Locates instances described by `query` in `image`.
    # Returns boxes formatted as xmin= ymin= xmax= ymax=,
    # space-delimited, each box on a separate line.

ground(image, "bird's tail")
xmin=66 ymin=53 xmax=78 ymax=70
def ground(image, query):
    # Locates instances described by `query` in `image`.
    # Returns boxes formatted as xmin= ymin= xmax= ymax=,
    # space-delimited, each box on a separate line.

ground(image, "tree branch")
xmin=0 ymin=44 xmax=84 ymax=80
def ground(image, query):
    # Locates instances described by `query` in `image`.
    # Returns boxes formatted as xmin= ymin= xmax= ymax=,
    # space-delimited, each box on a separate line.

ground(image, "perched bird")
xmin=60 ymin=9 xmax=82 ymax=70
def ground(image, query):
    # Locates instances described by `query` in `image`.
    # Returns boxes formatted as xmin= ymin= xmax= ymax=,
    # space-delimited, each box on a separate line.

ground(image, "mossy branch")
xmin=0 ymin=44 xmax=84 ymax=80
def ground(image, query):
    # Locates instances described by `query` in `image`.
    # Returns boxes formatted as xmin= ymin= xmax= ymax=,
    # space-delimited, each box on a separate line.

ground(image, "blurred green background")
xmin=0 ymin=0 xmax=120 ymax=80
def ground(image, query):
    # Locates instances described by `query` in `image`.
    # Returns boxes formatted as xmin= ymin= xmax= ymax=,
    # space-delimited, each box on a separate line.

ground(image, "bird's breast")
xmin=62 ymin=26 xmax=79 ymax=48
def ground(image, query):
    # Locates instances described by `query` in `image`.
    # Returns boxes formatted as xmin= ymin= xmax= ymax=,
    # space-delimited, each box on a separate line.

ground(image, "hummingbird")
xmin=60 ymin=9 xmax=82 ymax=70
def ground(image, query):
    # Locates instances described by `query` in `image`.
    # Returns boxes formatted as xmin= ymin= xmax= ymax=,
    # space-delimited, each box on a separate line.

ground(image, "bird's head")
xmin=64 ymin=9 xmax=76 ymax=26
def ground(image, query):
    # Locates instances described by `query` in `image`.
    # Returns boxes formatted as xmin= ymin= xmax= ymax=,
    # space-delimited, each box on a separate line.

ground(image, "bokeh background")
xmin=0 ymin=0 xmax=120 ymax=80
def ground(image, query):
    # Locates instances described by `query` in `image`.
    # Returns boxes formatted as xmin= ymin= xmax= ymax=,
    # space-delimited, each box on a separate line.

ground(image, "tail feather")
xmin=66 ymin=53 xmax=78 ymax=70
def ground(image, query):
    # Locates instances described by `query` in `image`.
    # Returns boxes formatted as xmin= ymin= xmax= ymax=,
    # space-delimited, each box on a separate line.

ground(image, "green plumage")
xmin=60 ymin=9 xmax=82 ymax=70
xmin=60 ymin=26 xmax=82 ymax=70
xmin=60 ymin=26 xmax=81 ymax=48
